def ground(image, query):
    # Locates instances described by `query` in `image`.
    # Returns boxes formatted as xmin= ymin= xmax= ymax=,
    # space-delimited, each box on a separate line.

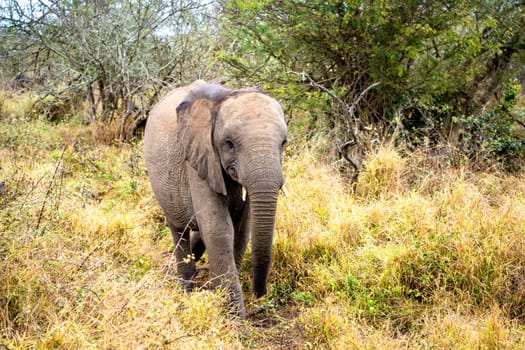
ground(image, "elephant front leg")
xmin=187 ymin=167 xmax=246 ymax=318
xmin=168 ymin=224 xmax=196 ymax=291
xmin=205 ymin=231 xmax=246 ymax=318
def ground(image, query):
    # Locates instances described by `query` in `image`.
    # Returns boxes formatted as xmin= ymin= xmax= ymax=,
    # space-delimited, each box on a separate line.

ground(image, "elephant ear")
xmin=176 ymin=83 xmax=234 ymax=196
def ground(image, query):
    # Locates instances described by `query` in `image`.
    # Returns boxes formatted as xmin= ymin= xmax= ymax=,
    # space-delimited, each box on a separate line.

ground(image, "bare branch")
xmin=348 ymin=81 xmax=381 ymax=121
xmin=289 ymin=71 xmax=380 ymax=179
xmin=289 ymin=71 xmax=350 ymax=113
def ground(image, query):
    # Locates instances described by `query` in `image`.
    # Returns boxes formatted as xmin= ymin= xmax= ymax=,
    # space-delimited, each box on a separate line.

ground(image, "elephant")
xmin=143 ymin=80 xmax=287 ymax=318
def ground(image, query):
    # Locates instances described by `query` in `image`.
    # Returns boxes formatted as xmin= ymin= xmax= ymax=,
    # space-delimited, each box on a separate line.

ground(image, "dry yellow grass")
xmin=1 ymin=92 xmax=524 ymax=348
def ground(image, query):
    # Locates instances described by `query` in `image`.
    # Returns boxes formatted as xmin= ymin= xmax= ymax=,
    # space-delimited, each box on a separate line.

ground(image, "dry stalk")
xmin=35 ymin=144 xmax=67 ymax=234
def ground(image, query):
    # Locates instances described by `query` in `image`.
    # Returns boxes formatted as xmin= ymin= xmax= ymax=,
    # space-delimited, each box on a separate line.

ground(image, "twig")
xmin=76 ymin=241 xmax=104 ymax=272
xmin=289 ymin=71 xmax=350 ymax=113
xmin=35 ymin=144 xmax=67 ymax=234
xmin=348 ymin=80 xmax=381 ymax=120
xmin=161 ymin=215 xmax=198 ymax=285
xmin=19 ymin=171 xmax=45 ymax=211
xmin=114 ymin=279 xmax=147 ymax=318
xmin=164 ymin=333 xmax=196 ymax=345
xmin=80 ymin=287 xmax=103 ymax=303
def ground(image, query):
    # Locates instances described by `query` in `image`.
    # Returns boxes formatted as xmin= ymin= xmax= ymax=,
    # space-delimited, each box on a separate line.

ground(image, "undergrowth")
xmin=1 ymin=91 xmax=524 ymax=348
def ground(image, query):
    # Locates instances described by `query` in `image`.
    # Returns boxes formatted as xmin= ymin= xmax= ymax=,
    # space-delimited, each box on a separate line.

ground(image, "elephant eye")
xmin=225 ymin=139 xmax=235 ymax=150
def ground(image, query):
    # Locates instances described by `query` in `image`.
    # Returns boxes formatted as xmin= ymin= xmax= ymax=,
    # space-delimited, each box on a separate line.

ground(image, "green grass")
xmin=1 ymin=91 xmax=524 ymax=348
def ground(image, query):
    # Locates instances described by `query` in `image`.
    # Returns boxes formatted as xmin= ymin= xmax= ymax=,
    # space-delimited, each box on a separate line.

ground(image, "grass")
xmin=1 ymin=90 xmax=524 ymax=348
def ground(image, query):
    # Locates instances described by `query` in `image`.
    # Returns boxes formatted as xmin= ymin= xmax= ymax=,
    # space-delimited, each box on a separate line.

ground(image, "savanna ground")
xmin=1 ymin=90 xmax=524 ymax=349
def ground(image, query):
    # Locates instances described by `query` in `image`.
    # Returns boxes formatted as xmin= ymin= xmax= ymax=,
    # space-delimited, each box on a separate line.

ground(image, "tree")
xmin=0 ymin=0 xmax=218 ymax=139
xmin=220 ymin=0 xmax=525 ymax=169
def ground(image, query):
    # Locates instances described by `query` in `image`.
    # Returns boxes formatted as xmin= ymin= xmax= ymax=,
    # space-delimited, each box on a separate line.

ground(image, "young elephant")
xmin=144 ymin=80 xmax=287 ymax=318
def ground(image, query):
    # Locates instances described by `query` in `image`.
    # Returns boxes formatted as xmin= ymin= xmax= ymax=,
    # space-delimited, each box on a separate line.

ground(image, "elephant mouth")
xmin=225 ymin=163 xmax=238 ymax=181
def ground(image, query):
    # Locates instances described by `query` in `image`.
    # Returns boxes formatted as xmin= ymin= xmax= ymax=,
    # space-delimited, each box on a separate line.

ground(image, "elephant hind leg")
xmin=169 ymin=224 xmax=197 ymax=291
xmin=190 ymin=230 xmax=206 ymax=262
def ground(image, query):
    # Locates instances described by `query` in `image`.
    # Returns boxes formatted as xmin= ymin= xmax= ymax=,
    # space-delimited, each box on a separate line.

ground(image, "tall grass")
xmin=1 ymin=92 xmax=524 ymax=348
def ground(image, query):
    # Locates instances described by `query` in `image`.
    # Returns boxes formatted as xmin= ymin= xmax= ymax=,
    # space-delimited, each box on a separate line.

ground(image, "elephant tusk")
xmin=242 ymin=186 xmax=247 ymax=201
xmin=280 ymin=184 xmax=289 ymax=198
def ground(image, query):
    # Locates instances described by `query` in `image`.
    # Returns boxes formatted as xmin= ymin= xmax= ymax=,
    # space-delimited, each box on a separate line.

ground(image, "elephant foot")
xmin=226 ymin=294 xmax=246 ymax=319
xmin=190 ymin=231 xmax=206 ymax=262
xmin=177 ymin=259 xmax=197 ymax=291
xmin=180 ymin=279 xmax=194 ymax=292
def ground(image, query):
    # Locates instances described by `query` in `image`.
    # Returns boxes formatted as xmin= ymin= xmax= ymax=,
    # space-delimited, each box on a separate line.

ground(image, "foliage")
xmin=220 ymin=0 xmax=525 ymax=169
xmin=1 ymin=1 xmax=523 ymax=165
xmin=460 ymin=80 xmax=524 ymax=170
xmin=0 ymin=0 xmax=217 ymax=139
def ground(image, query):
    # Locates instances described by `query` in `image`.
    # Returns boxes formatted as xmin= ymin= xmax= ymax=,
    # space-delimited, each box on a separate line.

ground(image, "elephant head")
xmin=176 ymin=83 xmax=287 ymax=298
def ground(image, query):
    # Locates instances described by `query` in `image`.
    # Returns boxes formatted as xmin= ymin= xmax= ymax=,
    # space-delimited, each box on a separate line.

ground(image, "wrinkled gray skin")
xmin=144 ymin=80 xmax=287 ymax=318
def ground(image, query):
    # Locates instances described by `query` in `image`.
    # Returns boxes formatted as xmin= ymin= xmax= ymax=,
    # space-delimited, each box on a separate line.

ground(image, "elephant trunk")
xmin=250 ymin=190 xmax=279 ymax=297
xmin=245 ymin=161 xmax=283 ymax=298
